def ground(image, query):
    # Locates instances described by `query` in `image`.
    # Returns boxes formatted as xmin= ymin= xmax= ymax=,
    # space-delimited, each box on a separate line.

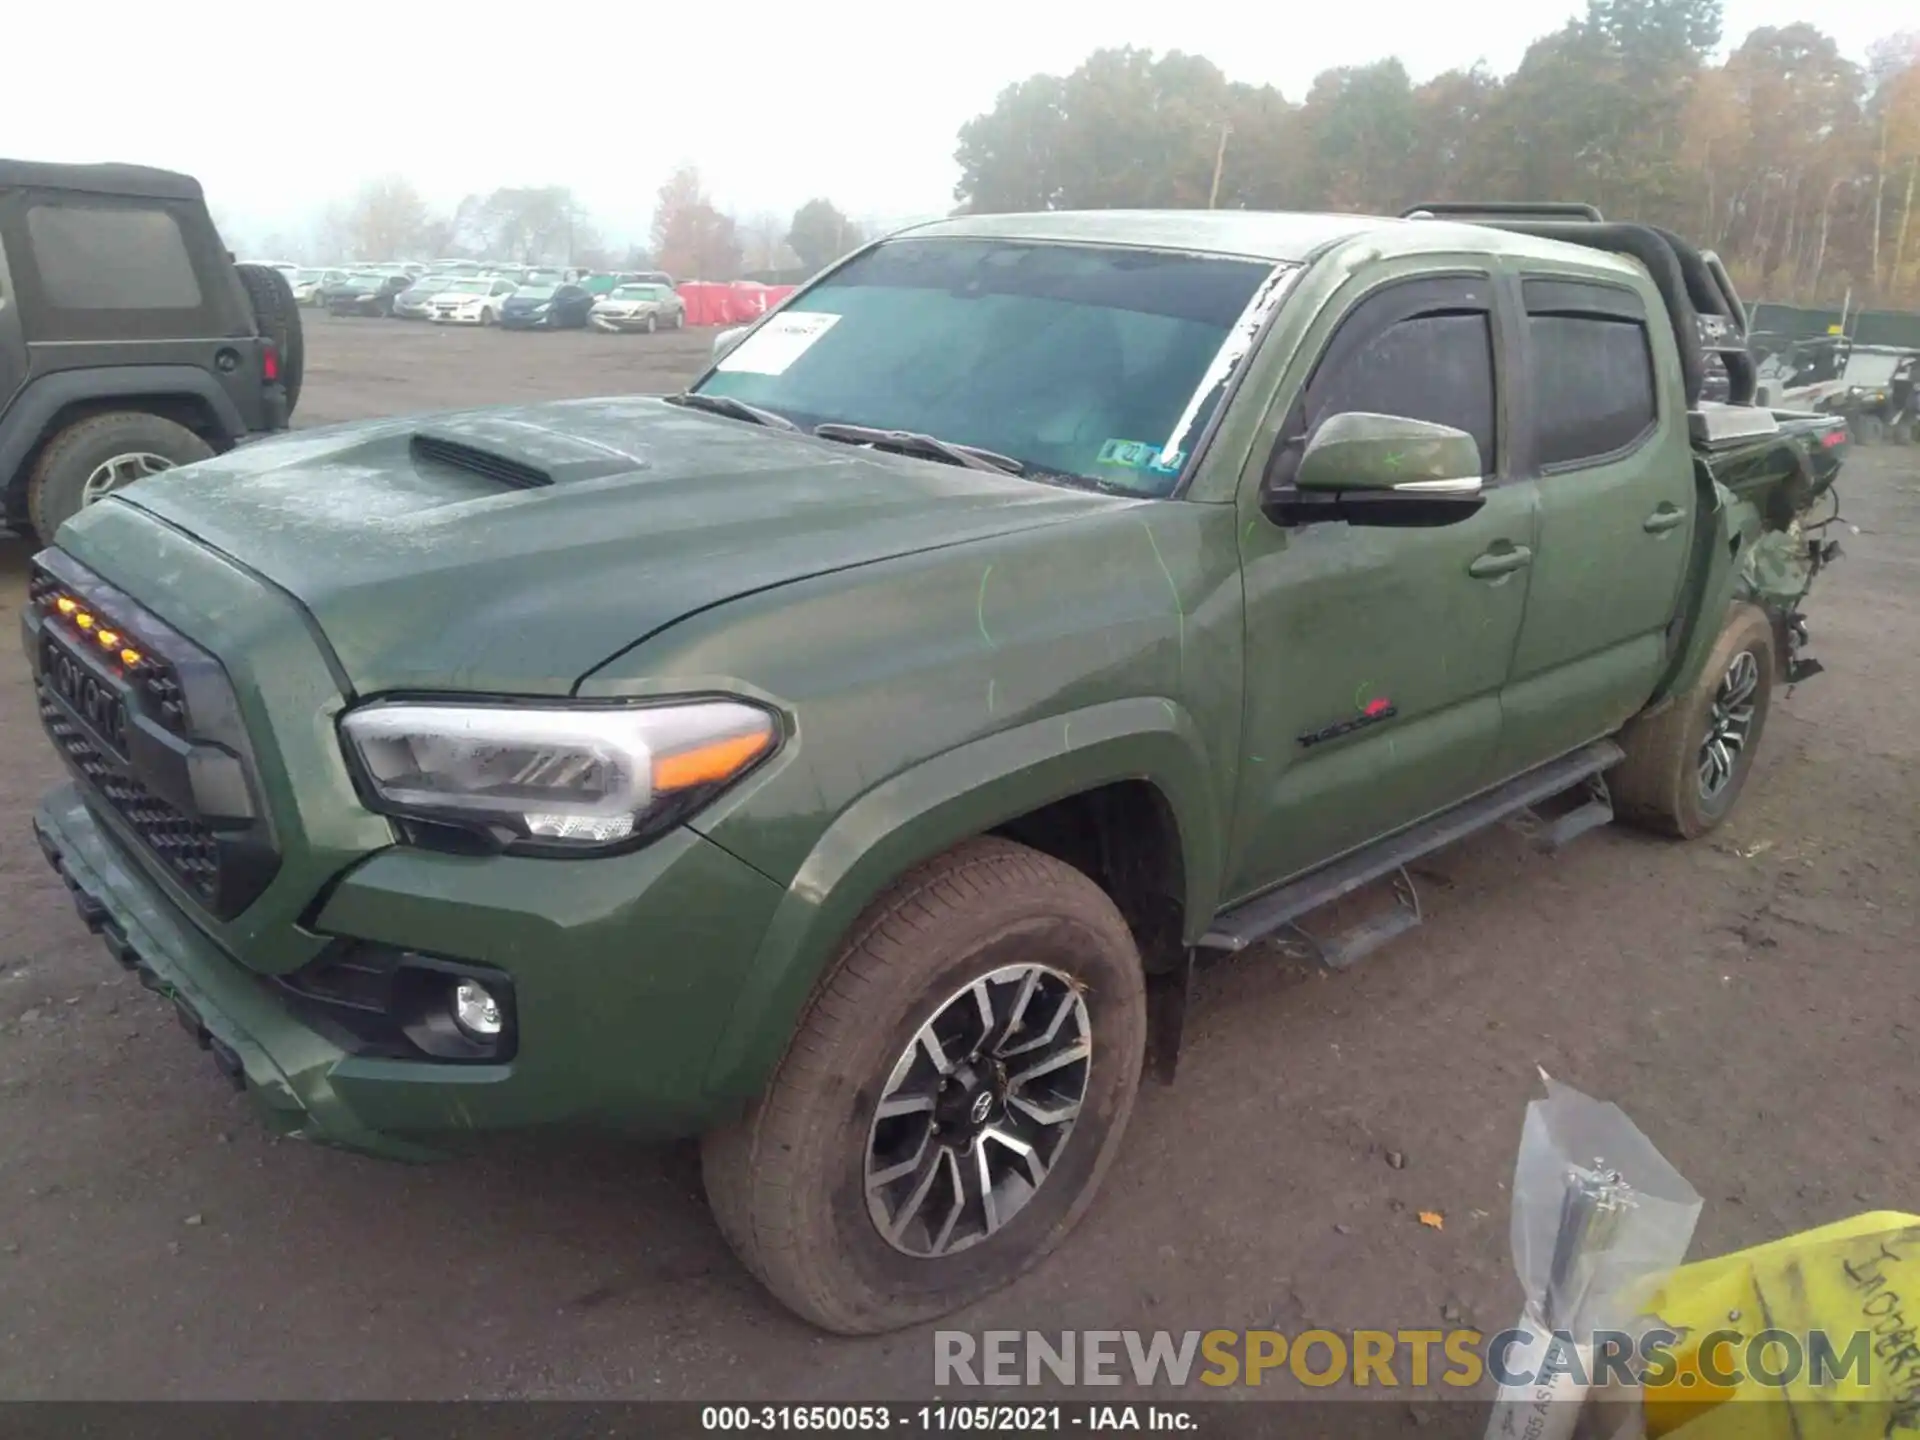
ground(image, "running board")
xmin=1199 ymin=739 xmax=1625 ymax=956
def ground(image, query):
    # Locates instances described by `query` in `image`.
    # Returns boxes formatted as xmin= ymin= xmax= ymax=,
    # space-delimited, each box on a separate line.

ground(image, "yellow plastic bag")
xmin=1640 ymin=1212 xmax=1920 ymax=1438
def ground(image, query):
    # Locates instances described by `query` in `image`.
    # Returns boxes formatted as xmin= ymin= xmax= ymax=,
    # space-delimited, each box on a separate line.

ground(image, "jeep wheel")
xmin=1850 ymin=413 xmax=1886 ymax=446
xmin=702 ymin=837 xmax=1147 ymax=1334
xmin=235 ymin=263 xmax=305 ymax=416
xmin=1610 ymin=604 xmax=1776 ymax=840
xmin=26 ymin=412 xmax=214 ymax=541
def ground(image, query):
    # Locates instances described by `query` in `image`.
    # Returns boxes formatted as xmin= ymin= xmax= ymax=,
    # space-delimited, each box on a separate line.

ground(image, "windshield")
xmin=1845 ymin=353 xmax=1905 ymax=386
xmin=443 ymin=279 xmax=494 ymax=295
xmin=694 ymin=237 xmax=1287 ymax=496
xmin=346 ymin=273 xmax=388 ymax=287
xmin=515 ymin=284 xmax=559 ymax=300
xmin=610 ymin=285 xmax=663 ymax=300
xmin=523 ymin=271 xmax=564 ymax=286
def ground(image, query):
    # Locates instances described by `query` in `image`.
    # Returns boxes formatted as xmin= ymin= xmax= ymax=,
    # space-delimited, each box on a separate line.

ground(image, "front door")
xmin=1495 ymin=271 xmax=1698 ymax=775
xmin=1226 ymin=271 xmax=1538 ymax=899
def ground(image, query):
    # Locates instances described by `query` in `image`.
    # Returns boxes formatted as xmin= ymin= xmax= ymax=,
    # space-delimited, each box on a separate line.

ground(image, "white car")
xmin=427 ymin=277 xmax=518 ymax=326
xmin=291 ymin=267 xmax=347 ymax=306
xmin=589 ymin=282 xmax=686 ymax=333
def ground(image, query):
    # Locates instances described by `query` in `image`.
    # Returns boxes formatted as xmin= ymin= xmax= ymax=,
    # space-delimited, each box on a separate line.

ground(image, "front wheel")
xmin=480 ymin=308 xmax=495 ymax=327
xmin=701 ymin=837 xmax=1147 ymax=1334
xmin=1851 ymin=413 xmax=1886 ymax=446
xmin=645 ymin=313 xmax=658 ymax=334
xmin=1610 ymin=604 xmax=1777 ymax=839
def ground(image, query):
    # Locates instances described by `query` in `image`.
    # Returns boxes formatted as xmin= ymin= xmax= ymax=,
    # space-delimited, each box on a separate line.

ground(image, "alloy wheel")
xmin=81 ymin=452 xmax=175 ymax=507
xmin=1698 ymin=649 xmax=1760 ymax=800
xmin=865 ymin=963 xmax=1092 ymax=1259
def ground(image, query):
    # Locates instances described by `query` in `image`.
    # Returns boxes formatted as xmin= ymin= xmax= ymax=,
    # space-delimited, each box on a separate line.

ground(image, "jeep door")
xmin=1492 ymin=270 xmax=1696 ymax=774
xmin=1226 ymin=270 xmax=1538 ymax=896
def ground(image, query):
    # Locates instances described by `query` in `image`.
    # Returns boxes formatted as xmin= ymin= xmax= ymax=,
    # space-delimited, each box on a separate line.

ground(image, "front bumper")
xmin=590 ymin=313 xmax=655 ymax=333
xmin=34 ymin=781 xmax=790 ymax=1160
xmin=430 ymin=310 xmax=488 ymax=325
xmin=498 ymin=311 xmax=549 ymax=329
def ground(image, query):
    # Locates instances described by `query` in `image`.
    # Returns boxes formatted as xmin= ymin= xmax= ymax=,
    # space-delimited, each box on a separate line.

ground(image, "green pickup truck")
xmin=27 ymin=201 xmax=1846 ymax=1334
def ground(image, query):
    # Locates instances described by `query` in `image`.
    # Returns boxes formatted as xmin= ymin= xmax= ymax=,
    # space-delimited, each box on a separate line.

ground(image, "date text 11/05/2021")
xmin=701 ymin=1407 xmax=1195 ymax=1432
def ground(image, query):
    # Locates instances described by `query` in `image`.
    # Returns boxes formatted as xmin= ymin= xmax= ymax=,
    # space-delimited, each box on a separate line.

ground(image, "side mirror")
xmin=713 ymin=325 xmax=748 ymax=360
xmin=1265 ymin=412 xmax=1486 ymax=528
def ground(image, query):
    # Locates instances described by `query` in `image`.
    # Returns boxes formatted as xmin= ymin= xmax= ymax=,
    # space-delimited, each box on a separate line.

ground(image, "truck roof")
xmin=896 ymin=209 xmax=1644 ymax=277
xmin=0 ymin=158 xmax=204 ymax=201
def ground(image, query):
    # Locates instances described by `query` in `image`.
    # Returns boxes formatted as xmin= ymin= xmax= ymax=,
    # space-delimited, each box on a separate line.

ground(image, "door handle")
xmin=1468 ymin=545 xmax=1532 ymax=579
xmin=1643 ymin=506 xmax=1687 ymax=534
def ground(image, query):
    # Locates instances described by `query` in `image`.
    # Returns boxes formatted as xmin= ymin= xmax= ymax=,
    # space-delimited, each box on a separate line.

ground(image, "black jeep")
xmin=0 ymin=159 xmax=302 ymax=542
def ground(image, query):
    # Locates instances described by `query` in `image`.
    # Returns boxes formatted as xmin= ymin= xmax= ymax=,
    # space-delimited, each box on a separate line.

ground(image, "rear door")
xmin=1495 ymin=270 xmax=1696 ymax=775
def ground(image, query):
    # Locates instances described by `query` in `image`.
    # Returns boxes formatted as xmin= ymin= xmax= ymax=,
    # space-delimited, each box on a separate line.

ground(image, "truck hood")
xmin=110 ymin=397 xmax=1119 ymax=696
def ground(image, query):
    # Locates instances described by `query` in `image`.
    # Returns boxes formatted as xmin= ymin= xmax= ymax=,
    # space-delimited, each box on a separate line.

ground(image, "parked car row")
xmin=280 ymin=261 xmax=689 ymax=332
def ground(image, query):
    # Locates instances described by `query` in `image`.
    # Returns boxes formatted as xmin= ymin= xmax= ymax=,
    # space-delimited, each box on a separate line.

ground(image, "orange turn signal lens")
xmin=75 ymin=612 xmax=94 ymax=630
xmin=120 ymin=648 xmax=143 ymax=667
xmin=651 ymin=729 xmax=773 ymax=793
xmin=97 ymin=630 xmax=120 ymax=648
xmin=55 ymin=596 xmax=77 ymax=615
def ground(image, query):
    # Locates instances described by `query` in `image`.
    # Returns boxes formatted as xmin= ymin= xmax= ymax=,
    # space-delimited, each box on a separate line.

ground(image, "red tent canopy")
xmin=675 ymin=281 xmax=803 ymax=326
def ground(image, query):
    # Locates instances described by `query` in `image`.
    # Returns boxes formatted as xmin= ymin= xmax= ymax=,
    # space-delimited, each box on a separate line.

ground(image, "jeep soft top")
xmin=0 ymin=157 xmax=304 ymax=540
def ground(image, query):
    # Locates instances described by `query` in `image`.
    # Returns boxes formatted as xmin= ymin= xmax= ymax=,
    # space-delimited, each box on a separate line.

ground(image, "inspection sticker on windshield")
xmin=715 ymin=312 xmax=840 ymax=375
xmin=1098 ymin=438 xmax=1185 ymax=474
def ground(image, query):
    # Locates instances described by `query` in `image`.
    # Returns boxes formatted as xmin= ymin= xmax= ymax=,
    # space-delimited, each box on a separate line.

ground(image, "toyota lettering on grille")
xmin=43 ymin=636 xmax=128 ymax=754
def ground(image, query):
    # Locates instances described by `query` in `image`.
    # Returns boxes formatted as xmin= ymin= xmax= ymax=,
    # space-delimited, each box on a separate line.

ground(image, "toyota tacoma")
xmin=28 ymin=201 xmax=1847 ymax=1334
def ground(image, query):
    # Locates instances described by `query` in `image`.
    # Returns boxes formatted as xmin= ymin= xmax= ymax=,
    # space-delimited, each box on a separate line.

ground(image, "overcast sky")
xmin=9 ymin=0 xmax=1898 ymax=249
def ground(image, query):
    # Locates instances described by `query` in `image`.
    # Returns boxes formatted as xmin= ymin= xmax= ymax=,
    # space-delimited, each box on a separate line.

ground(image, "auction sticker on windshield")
xmin=715 ymin=312 xmax=840 ymax=375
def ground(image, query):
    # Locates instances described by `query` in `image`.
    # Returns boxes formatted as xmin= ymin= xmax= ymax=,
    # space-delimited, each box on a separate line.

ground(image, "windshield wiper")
xmin=663 ymin=392 xmax=797 ymax=431
xmin=811 ymin=422 xmax=1025 ymax=476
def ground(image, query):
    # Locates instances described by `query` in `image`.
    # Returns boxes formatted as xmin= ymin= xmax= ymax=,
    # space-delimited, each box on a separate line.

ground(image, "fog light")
xmin=451 ymin=981 xmax=502 ymax=1039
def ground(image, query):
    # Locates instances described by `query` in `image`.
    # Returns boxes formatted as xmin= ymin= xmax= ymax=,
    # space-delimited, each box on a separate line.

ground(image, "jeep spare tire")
xmin=236 ymin=262 xmax=304 ymax=416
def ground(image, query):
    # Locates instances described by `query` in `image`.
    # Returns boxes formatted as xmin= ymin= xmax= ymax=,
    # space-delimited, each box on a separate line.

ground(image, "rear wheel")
xmin=235 ymin=262 xmax=305 ymax=416
xmin=1851 ymin=413 xmax=1886 ymax=446
xmin=25 ymin=411 xmax=214 ymax=542
xmin=1611 ymin=604 xmax=1776 ymax=840
xmin=701 ymin=837 xmax=1147 ymax=1334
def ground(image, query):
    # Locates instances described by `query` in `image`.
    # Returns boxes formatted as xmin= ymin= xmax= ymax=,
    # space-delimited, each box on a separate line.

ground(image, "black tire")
xmin=671 ymin=311 xmax=684 ymax=330
xmin=645 ymin=313 xmax=658 ymax=334
xmin=235 ymin=263 xmax=304 ymax=417
xmin=25 ymin=411 xmax=214 ymax=543
xmin=701 ymin=836 xmax=1147 ymax=1335
xmin=481 ymin=308 xmax=495 ymax=327
xmin=1611 ymin=604 xmax=1776 ymax=840
xmin=1851 ymin=413 xmax=1886 ymax=446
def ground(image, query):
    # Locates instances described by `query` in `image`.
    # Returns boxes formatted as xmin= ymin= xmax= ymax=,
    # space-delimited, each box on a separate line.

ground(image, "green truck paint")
xmin=26 ymin=205 xmax=1848 ymax=1326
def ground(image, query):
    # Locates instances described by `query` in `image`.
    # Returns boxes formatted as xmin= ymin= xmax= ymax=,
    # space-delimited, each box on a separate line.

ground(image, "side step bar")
xmin=1199 ymin=739 xmax=1625 ymax=959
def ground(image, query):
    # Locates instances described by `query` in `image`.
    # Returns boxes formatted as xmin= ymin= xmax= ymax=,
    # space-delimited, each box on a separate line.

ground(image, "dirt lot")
xmin=1 ymin=312 xmax=1916 ymax=1402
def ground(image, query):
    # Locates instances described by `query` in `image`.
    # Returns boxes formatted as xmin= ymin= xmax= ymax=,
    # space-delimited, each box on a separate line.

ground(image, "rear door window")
xmin=1527 ymin=313 xmax=1658 ymax=468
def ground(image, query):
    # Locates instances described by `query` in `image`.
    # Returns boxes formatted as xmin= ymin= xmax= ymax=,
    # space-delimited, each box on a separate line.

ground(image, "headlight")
xmin=339 ymin=700 xmax=778 ymax=853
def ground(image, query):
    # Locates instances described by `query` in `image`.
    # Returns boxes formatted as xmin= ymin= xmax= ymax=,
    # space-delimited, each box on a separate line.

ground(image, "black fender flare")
xmin=1 ymin=366 xmax=246 ymax=495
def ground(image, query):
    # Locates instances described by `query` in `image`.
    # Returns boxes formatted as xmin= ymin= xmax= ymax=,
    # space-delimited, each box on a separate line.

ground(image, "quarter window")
xmin=1528 ymin=313 xmax=1658 ymax=467
xmin=26 ymin=202 xmax=203 ymax=310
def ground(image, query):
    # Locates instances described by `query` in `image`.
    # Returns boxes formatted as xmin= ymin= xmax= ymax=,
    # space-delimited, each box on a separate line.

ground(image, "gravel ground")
xmin=0 ymin=312 xmax=1915 ymax=1402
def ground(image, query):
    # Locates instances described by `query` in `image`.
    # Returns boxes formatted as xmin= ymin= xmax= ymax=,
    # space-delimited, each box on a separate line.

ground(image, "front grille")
xmin=39 ymin=693 xmax=220 ymax=903
xmin=29 ymin=554 xmax=282 ymax=920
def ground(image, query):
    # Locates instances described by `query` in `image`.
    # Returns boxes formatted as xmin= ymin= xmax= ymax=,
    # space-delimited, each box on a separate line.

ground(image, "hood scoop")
xmin=411 ymin=432 xmax=551 ymax=489
xmin=409 ymin=417 xmax=651 ymax=491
